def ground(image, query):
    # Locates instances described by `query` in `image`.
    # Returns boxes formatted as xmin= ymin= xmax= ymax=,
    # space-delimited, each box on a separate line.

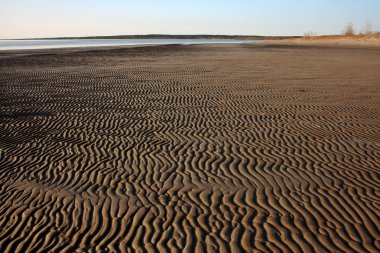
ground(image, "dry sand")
xmin=0 ymin=43 xmax=380 ymax=252
xmin=258 ymin=34 xmax=380 ymax=48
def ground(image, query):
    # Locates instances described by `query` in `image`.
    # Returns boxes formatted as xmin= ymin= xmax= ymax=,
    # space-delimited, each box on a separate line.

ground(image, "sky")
xmin=0 ymin=0 xmax=379 ymax=39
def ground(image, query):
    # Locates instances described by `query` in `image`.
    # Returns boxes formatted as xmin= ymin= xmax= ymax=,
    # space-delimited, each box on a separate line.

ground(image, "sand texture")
xmin=0 ymin=44 xmax=380 ymax=252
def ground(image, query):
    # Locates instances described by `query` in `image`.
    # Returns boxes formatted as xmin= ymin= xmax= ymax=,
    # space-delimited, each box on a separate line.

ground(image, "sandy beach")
xmin=0 ymin=43 xmax=380 ymax=252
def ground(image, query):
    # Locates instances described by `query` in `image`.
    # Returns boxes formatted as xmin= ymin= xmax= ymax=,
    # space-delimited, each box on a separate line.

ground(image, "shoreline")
xmin=0 ymin=39 xmax=256 ymax=52
xmin=2 ymin=39 xmax=380 ymax=56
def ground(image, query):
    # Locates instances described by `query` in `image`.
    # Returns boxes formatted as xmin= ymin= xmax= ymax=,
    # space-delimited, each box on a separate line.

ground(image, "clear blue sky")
xmin=0 ymin=0 xmax=379 ymax=39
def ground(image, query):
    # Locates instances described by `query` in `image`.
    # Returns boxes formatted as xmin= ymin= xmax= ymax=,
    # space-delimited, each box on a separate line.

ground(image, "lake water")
xmin=0 ymin=39 xmax=255 ymax=50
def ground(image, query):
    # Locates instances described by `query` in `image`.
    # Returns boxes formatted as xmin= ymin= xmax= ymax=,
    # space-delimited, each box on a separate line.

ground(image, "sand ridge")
xmin=0 ymin=44 xmax=380 ymax=252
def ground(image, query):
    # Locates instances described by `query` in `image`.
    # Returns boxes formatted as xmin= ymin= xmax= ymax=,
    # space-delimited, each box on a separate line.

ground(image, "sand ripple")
xmin=0 ymin=44 xmax=380 ymax=252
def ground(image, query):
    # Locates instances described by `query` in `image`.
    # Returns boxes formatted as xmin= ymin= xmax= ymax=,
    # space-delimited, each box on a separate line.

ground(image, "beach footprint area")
xmin=0 ymin=44 xmax=380 ymax=253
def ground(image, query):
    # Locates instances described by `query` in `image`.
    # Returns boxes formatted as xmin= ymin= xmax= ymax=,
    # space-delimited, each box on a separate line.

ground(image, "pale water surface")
xmin=0 ymin=39 xmax=255 ymax=50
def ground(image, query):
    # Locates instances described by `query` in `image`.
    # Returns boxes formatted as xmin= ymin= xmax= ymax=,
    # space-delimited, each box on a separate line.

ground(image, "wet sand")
xmin=0 ymin=44 xmax=380 ymax=252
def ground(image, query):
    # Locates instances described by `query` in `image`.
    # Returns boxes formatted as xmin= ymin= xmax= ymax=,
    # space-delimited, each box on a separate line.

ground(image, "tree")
xmin=364 ymin=21 xmax=373 ymax=35
xmin=343 ymin=23 xmax=355 ymax=36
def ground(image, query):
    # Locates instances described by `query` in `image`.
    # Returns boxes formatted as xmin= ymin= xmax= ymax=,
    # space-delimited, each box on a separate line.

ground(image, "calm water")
xmin=0 ymin=39 xmax=255 ymax=50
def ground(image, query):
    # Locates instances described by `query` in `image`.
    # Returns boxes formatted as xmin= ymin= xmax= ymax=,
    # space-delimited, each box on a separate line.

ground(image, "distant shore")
xmin=13 ymin=34 xmax=300 ymax=41
xmin=6 ymin=34 xmax=379 ymax=48
xmin=0 ymin=38 xmax=258 ymax=51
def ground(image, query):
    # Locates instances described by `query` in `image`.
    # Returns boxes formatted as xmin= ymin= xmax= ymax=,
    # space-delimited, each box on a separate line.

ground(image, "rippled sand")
xmin=0 ymin=44 xmax=380 ymax=252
